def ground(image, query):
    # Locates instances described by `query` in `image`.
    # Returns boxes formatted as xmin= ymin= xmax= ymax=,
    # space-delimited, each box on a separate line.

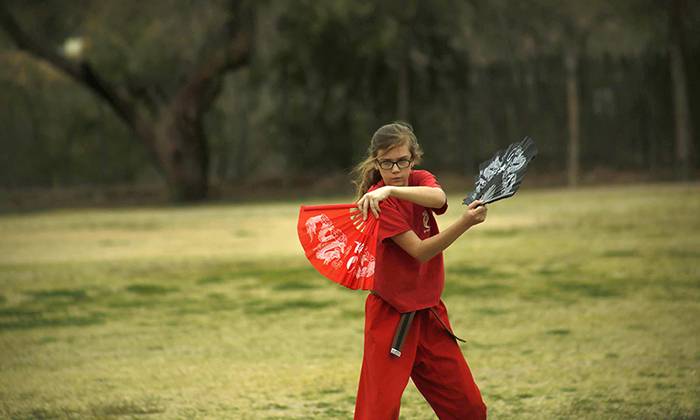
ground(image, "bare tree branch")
xmin=0 ymin=4 xmax=147 ymax=133
xmin=172 ymin=0 xmax=254 ymax=116
xmin=0 ymin=1 xmax=255 ymax=201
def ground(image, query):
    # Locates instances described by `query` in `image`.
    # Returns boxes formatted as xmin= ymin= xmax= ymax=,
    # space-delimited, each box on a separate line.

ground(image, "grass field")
xmin=0 ymin=183 xmax=699 ymax=419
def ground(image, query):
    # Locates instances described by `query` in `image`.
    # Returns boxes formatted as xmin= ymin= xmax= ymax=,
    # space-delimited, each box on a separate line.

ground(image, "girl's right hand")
xmin=461 ymin=200 xmax=487 ymax=227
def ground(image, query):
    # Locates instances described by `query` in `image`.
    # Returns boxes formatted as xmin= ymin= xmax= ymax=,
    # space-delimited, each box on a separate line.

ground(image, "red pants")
xmin=354 ymin=294 xmax=487 ymax=420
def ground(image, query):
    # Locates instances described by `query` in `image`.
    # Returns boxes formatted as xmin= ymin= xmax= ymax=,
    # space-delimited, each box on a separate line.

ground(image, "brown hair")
xmin=351 ymin=121 xmax=424 ymax=199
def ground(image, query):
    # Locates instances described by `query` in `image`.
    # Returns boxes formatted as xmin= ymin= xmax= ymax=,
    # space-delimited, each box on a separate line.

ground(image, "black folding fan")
xmin=463 ymin=136 xmax=538 ymax=206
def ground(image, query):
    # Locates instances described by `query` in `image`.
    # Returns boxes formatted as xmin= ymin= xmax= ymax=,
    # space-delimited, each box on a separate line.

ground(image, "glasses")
xmin=377 ymin=158 xmax=412 ymax=170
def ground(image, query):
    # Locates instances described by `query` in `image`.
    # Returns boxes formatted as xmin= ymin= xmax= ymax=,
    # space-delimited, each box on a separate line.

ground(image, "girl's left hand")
xmin=357 ymin=186 xmax=393 ymax=220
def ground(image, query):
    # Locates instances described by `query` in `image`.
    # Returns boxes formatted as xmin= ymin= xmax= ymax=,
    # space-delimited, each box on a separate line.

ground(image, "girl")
xmin=351 ymin=122 xmax=488 ymax=420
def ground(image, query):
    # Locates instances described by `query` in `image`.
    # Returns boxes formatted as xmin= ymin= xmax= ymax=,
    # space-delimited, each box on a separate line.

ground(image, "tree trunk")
xmin=0 ymin=3 xmax=251 ymax=202
xmin=397 ymin=53 xmax=410 ymax=120
xmin=564 ymin=47 xmax=581 ymax=187
xmin=153 ymin=108 xmax=209 ymax=201
xmin=669 ymin=0 xmax=693 ymax=181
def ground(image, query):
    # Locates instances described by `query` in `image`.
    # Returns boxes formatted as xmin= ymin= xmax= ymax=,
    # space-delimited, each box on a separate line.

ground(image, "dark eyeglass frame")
xmin=376 ymin=158 xmax=413 ymax=170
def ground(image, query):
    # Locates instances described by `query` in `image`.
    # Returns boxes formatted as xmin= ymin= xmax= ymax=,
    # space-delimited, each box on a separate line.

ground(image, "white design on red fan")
xmin=305 ymin=214 xmax=375 ymax=279
xmin=305 ymin=214 xmax=347 ymax=267
xmin=355 ymin=251 xmax=375 ymax=279
xmin=346 ymin=240 xmax=375 ymax=279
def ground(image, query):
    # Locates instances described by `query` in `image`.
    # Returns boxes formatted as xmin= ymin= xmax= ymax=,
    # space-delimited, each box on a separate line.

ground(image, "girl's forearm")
xmin=392 ymin=215 xmax=474 ymax=263
xmin=389 ymin=186 xmax=446 ymax=208
xmin=415 ymin=216 xmax=472 ymax=262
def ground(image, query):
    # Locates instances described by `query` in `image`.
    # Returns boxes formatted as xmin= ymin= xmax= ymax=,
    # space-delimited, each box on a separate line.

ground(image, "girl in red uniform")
xmin=351 ymin=122 xmax=488 ymax=420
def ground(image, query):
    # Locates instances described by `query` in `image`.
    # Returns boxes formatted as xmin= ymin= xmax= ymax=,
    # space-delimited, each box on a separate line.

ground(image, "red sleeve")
xmin=413 ymin=170 xmax=448 ymax=215
xmin=377 ymin=198 xmax=412 ymax=242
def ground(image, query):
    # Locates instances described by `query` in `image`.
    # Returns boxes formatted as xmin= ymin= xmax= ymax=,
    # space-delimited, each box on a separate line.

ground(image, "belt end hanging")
xmin=389 ymin=311 xmax=415 ymax=358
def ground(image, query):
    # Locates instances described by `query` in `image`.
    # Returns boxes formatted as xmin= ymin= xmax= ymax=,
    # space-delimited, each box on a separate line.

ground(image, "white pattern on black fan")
xmin=464 ymin=136 xmax=538 ymax=205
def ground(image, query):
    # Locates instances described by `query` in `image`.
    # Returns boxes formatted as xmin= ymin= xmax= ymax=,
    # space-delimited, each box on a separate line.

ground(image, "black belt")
xmin=390 ymin=311 xmax=415 ymax=357
xmin=370 ymin=291 xmax=465 ymax=358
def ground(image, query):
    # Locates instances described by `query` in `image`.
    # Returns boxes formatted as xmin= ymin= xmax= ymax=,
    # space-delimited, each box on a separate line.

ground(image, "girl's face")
xmin=375 ymin=144 xmax=414 ymax=187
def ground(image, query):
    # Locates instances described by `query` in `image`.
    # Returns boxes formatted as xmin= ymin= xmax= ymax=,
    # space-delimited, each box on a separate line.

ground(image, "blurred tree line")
xmin=1 ymin=0 xmax=698 ymax=201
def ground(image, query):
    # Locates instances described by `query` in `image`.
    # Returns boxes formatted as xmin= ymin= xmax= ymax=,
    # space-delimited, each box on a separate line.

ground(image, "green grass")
xmin=0 ymin=183 xmax=699 ymax=419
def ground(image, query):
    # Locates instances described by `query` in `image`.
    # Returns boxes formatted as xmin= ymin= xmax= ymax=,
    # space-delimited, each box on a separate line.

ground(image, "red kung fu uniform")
xmin=354 ymin=169 xmax=487 ymax=420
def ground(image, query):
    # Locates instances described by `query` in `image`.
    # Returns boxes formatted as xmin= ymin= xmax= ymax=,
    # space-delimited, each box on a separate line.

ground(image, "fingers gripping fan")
xmin=297 ymin=204 xmax=378 ymax=290
xmin=464 ymin=136 xmax=538 ymax=205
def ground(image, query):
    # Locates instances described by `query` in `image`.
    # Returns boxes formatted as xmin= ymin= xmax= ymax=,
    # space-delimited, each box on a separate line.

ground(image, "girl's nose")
xmin=391 ymin=165 xmax=400 ymax=173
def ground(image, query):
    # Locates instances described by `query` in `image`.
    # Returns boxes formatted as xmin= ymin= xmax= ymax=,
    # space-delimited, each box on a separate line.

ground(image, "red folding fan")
xmin=297 ymin=203 xmax=378 ymax=290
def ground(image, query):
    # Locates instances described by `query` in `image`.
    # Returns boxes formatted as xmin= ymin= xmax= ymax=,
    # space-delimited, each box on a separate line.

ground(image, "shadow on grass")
xmin=473 ymin=307 xmax=510 ymax=316
xmin=21 ymin=288 xmax=91 ymax=311
xmin=27 ymin=288 xmax=89 ymax=301
xmin=166 ymin=295 xmax=336 ymax=317
xmin=126 ymin=284 xmax=179 ymax=295
xmin=89 ymin=399 xmax=165 ymax=417
xmin=20 ymin=407 xmax=81 ymax=419
xmin=5 ymin=261 xmax=637 ymax=329
xmin=71 ymin=220 xmax=164 ymax=231
xmin=0 ymin=307 xmax=105 ymax=330
xmin=196 ymin=265 xmax=322 ymax=292
xmin=550 ymin=280 xmax=624 ymax=298
xmin=600 ymin=249 xmax=639 ymax=258
xmin=535 ymin=264 xmax=581 ymax=277
xmin=463 ymin=340 xmax=503 ymax=349
xmin=92 ymin=284 xmax=184 ymax=310
xmin=443 ymin=282 xmax=512 ymax=297
xmin=17 ymin=399 xmax=166 ymax=419
xmin=479 ymin=227 xmax=525 ymax=237
xmin=446 ymin=265 xmax=496 ymax=277
xmin=444 ymin=265 xmax=513 ymax=297
xmin=245 ymin=298 xmax=334 ymax=315
xmin=197 ymin=275 xmax=227 ymax=285
xmin=338 ymin=309 xmax=364 ymax=319
xmin=0 ymin=287 xmax=110 ymax=330
xmin=546 ymin=328 xmax=571 ymax=335
xmin=665 ymin=249 xmax=700 ymax=259
xmin=520 ymin=279 xmax=626 ymax=302
xmin=272 ymin=280 xmax=319 ymax=291
xmin=557 ymin=396 xmax=700 ymax=419
xmin=4 ymin=286 xmax=181 ymax=329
